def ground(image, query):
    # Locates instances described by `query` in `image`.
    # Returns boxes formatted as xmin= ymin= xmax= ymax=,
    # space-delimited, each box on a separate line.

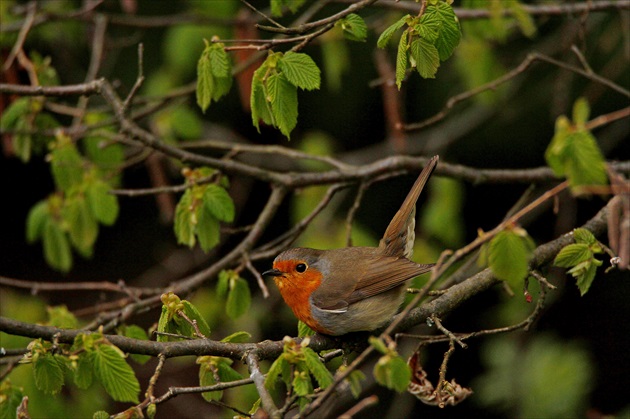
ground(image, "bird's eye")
xmin=295 ymin=263 xmax=307 ymax=273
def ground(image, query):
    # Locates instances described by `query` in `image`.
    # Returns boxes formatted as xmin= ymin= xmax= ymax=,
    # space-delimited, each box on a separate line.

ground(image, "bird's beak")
xmin=262 ymin=268 xmax=283 ymax=277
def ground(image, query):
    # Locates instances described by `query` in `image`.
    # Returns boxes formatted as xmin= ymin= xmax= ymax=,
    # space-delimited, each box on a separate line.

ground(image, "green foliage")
xmin=174 ymin=168 xmax=234 ymax=252
xmin=196 ymin=39 xmax=233 ymax=113
xmin=369 ymin=336 xmax=411 ymax=392
xmin=554 ymin=228 xmax=604 ymax=295
xmin=474 ymin=334 xmax=593 ymax=417
xmin=251 ymin=51 xmax=321 ymax=139
xmin=32 ymin=352 xmax=65 ymax=395
xmin=46 ymin=305 xmax=78 ymax=329
xmin=347 ymin=369 xmax=367 ymax=398
xmin=0 ymin=380 xmax=24 ymax=419
xmin=197 ymin=356 xmax=243 ymax=402
xmin=157 ymin=292 xmax=212 ymax=341
xmin=378 ymin=0 xmax=461 ymax=86
xmin=480 ymin=226 xmax=536 ymax=288
xmin=462 ymin=0 xmax=536 ymax=41
xmin=270 ymin=0 xmax=305 ymax=16
xmin=337 ymin=14 xmax=368 ymax=42
xmin=545 ymin=98 xmax=608 ymax=194
xmin=119 ymin=325 xmax=151 ymax=365
xmin=92 ymin=344 xmax=140 ymax=403
xmin=265 ymin=337 xmax=333 ymax=409
xmin=297 ymin=320 xmax=316 ymax=338
xmin=217 ymin=270 xmax=252 ymax=319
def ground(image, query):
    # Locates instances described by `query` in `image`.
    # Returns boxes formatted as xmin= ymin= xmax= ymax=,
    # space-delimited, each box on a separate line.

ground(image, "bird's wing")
xmin=310 ymin=255 xmax=433 ymax=311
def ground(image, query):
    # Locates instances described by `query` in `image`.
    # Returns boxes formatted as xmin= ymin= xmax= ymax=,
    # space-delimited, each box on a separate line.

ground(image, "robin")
xmin=263 ymin=156 xmax=438 ymax=335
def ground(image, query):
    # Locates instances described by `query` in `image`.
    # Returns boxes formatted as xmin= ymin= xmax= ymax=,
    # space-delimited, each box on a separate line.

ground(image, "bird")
xmin=263 ymin=156 xmax=438 ymax=335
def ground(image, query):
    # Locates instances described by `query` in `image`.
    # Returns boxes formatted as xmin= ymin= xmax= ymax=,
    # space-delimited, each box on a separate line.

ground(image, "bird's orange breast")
xmin=272 ymin=262 xmax=331 ymax=334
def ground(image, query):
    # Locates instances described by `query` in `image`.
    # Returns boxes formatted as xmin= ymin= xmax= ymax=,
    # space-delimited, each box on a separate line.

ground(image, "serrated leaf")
xmin=377 ymin=15 xmax=409 ymax=48
xmin=488 ymin=229 xmax=533 ymax=285
xmin=50 ymin=140 xmax=84 ymax=192
xmin=196 ymin=50 xmax=213 ymax=113
xmin=74 ymin=352 xmax=94 ymax=389
xmin=64 ymin=196 xmax=98 ymax=254
xmin=265 ymin=355 xmax=288 ymax=389
xmin=92 ymin=344 xmax=140 ymax=403
xmin=199 ymin=360 xmax=222 ymax=401
xmin=174 ymin=189 xmax=196 ymax=248
xmin=298 ymin=320 xmax=316 ymax=338
xmin=43 ymin=218 xmax=72 ymax=273
xmin=422 ymin=1 xmax=461 ymax=61
xmin=576 ymin=261 xmax=598 ymax=296
xmin=279 ymin=52 xmax=321 ymax=91
xmin=217 ymin=270 xmax=231 ymax=298
xmin=374 ymin=354 xmax=411 ymax=393
xmin=340 ymin=13 xmax=367 ymax=42
xmin=196 ymin=205 xmax=220 ymax=252
xmin=226 ymin=277 xmax=251 ymax=319
xmin=26 ymin=200 xmax=50 ymax=243
xmin=573 ymin=228 xmax=596 ymax=246
xmin=396 ymin=29 xmax=409 ymax=89
xmin=47 ymin=305 xmax=78 ymax=329
xmin=203 ymin=184 xmax=234 ymax=223
xmin=545 ymin=116 xmax=572 ymax=176
xmin=292 ymin=371 xmax=312 ymax=396
xmin=554 ymin=243 xmax=592 ymax=268
xmin=182 ymin=300 xmax=211 ymax=337
xmin=86 ymin=180 xmax=119 ymax=226
xmin=410 ymin=38 xmax=440 ymax=79
xmin=209 ymin=44 xmax=230 ymax=78
xmin=565 ymin=131 xmax=607 ymax=190
xmin=267 ymin=73 xmax=298 ymax=139
xmin=302 ymin=347 xmax=333 ymax=389
xmin=251 ymin=66 xmax=274 ymax=132
xmin=33 ymin=352 xmax=64 ymax=395
xmin=156 ymin=305 xmax=173 ymax=342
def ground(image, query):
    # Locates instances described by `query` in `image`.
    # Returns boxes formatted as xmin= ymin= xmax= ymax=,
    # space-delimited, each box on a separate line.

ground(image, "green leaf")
xmin=553 ymin=243 xmax=592 ymax=268
xmin=575 ymin=261 xmax=599 ymax=296
xmin=573 ymin=228 xmax=597 ymax=246
xmin=339 ymin=13 xmax=368 ymax=42
xmin=298 ymin=320 xmax=316 ymax=338
xmin=251 ymin=67 xmax=274 ymax=132
xmin=182 ymin=300 xmax=212 ymax=337
xmin=395 ymin=29 xmax=409 ymax=89
xmin=92 ymin=343 xmax=140 ymax=403
xmin=270 ymin=0 xmax=305 ymax=16
xmin=302 ymin=347 xmax=333 ymax=389
xmin=33 ymin=352 xmax=64 ymax=395
xmin=373 ymin=355 xmax=411 ymax=393
xmin=74 ymin=352 xmax=94 ymax=389
xmin=488 ymin=228 xmax=534 ymax=286
xmin=209 ymin=44 xmax=230 ymax=77
xmin=508 ymin=0 xmax=536 ymax=38
xmin=26 ymin=200 xmax=50 ymax=243
xmin=196 ymin=47 xmax=213 ymax=113
xmin=265 ymin=355 xmax=288 ymax=389
xmin=203 ymin=184 xmax=234 ymax=223
xmin=0 ymin=380 xmax=25 ymax=419
xmin=120 ymin=325 xmax=151 ymax=365
xmin=267 ymin=73 xmax=298 ymax=139
xmin=43 ymin=218 xmax=72 ymax=272
xmin=572 ymin=97 xmax=590 ymax=127
xmin=0 ymin=97 xmax=30 ymax=130
xmin=368 ymin=336 xmax=388 ymax=355
xmin=198 ymin=359 xmax=222 ymax=401
xmin=196 ymin=205 xmax=220 ymax=252
xmin=221 ymin=331 xmax=251 ymax=343
xmin=93 ymin=412 xmax=110 ymax=419
xmin=86 ymin=180 xmax=119 ymax=226
xmin=226 ymin=277 xmax=251 ymax=319
xmin=279 ymin=52 xmax=321 ymax=91
xmin=50 ymin=138 xmax=84 ymax=192
xmin=217 ymin=269 xmax=231 ymax=298
xmin=410 ymin=37 xmax=440 ymax=79
xmin=377 ymin=15 xmax=409 ymax=48
xmin=347 ymin=370 xmax=366 ymax=398
xmin=47 ymin=305 xmax=78 ymax=328
xmin=174 ymin=189 xmax=196 ymax=248
xmin=564 ymin=131 xmax=607 ymax=190
xmin=422 ymin=1 xmax=461 ymax=61
xmin=545 ymin=116 xmax=572 ymax=177
xmin=64 ymin=196 xmax=98 ymax=255
xmin=292 ymin=370 xmax=313 ymax=396
xmin=13 ymin=130 xmax=32 ymax=163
